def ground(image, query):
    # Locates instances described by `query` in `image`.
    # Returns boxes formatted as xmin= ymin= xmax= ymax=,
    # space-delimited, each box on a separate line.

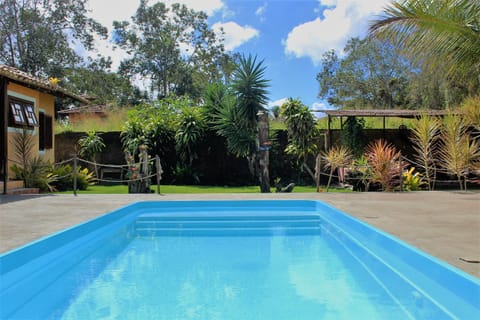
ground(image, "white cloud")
xmin=268 ymin=97 xmax=289 ymax=108
xmin=284 ymin=0 xmax=391 ymax=64
xmin=255 ymin=3 xmax=268 ymax=22
xmin=311 ymin=101 xmax=337 ymax=117
xmin=212 ymin=22 xmax=259 ymax=51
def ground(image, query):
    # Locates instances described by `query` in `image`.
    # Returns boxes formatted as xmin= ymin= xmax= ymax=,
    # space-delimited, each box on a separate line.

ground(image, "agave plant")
xmin=321 ymin=145 xmax=353 ymax=192
xmin=409 ymin=115 xmax=441 ymax=190
xmin=365 ymin=139 xmax=406 ymax=192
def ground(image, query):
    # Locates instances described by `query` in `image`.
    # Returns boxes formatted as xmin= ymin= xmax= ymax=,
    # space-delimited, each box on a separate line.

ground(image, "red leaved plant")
xmin=365 ymin=139 xmax=406 ymax=192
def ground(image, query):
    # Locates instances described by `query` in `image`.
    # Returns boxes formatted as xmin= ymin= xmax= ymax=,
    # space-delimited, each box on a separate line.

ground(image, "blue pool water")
xmin=1 ymin=200 xmax=479 ymax=319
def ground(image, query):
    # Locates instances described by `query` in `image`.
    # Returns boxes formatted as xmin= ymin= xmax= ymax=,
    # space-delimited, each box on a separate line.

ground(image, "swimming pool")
xmin=0 ymin=200 xmax=478 ymax=319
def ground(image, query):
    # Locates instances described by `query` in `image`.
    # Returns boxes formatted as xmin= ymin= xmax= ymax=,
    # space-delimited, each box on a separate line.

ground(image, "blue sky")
xmin=86 ymin=0 xmax=391 ymax=110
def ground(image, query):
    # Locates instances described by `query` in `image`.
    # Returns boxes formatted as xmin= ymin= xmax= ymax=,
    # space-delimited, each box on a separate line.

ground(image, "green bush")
xmin=50 ymin=164 xmax=93 ymax=191
xmin=11 ymin=157 xmax=56 ymax=192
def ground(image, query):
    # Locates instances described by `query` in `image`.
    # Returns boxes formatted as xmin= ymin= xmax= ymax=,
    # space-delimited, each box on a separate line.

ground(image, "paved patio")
xmin=0 ymin=191 xmax=479 ymax=277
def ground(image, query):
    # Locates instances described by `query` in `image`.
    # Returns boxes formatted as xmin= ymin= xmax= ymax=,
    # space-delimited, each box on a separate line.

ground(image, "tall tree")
xmin=113 ymin=0 xmax=225 ymax=100
xmin=369 ymin=0 xmax=480 ymax=95
xmin=62 ymin=58 xmax=145 ymax=106
xmin=0 ymin=0 xmax=107 ymax=77
xmin=317 ymin=37 xmax=412 ymax=109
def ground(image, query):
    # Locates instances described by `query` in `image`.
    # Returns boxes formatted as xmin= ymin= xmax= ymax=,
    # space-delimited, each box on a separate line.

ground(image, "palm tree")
xmin=369 ymin=0 xmax=480 ymax=85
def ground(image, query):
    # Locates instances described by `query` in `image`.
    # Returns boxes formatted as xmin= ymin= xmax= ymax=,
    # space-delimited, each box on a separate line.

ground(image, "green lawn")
xmin=55 ymin=184 xmax=351 ymax=194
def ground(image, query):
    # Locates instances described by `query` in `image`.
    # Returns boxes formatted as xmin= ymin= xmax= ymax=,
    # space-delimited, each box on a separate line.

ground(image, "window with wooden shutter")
xmin=9 ymin=102 xmax=27 ymax=126
xmin=24 ymin=105 xmax=39 ymax=126
xmin=8 ymin=97 xmax=38 ymax=128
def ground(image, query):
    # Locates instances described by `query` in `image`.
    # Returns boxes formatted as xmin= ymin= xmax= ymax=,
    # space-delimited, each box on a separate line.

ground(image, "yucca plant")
xmin=321 ymin=145 xmax=353 ymax=192
xmin=438 ymin=114 xmax=480 ymax=190
xmin=409 ymin=115 xmax=441 ymax=190
xmin=232 ymin=54 xmax=270 ymax=128
xmin=365 ymin=139 xmax=406 ymax=192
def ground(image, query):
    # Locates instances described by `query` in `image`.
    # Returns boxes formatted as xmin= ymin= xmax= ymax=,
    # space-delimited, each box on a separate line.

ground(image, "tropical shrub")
xmin=365 ymin=139 xmax=406 ymax=191
xmin=409 ymin=115 xmax=440 ymax=190
xmin=321 ymin=146 xmax=352 ymax=192
xmin=121 ymin=98 xmax=179 ymax=182
xmin=402 ymin=167 xmax=426 ymax=191
xmin=341 ymin=116 xmax=366 ymax=157
xmin=78 ymin=130 xmax=106 ymax=178
xmin=345 ymin=156 xmax=371 ymax=191
xmin=11 ymin=157 xmax=57 ymax=192
xmin=438 ymin=114 xmax=480 ymax=191
xmin=281 ymin=98 xmax=319 ymax=181
xmin=49 ymin=164 xmax=93 ymax=191
xmin=175 ymin=106 xmax=206 ymax=167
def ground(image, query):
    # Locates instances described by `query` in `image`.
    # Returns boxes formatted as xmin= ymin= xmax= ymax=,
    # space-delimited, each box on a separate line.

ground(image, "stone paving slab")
xmin=0 ymin=191 xmax=479 ymax=277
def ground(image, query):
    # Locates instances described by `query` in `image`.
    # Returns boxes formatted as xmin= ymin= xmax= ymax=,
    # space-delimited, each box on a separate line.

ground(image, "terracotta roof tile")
xmin=0 ymin=64 xmax=89 ymax=104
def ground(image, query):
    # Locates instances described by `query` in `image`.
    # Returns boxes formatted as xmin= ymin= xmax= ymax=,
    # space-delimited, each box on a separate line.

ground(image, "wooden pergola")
xmin=313 ymin=109 xmax=459 ymax=148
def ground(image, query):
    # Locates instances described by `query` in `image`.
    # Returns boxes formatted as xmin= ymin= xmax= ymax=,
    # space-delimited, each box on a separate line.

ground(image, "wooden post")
xmin=257 ymin=111 xmax=270 ymax=193
xmin=155 ymin=155 xmax=162 ymax=194
xmin=1 ymin=77 xmax=8 ymax=195
xmin=315 ymin=153 xmax=322 ymax=192
xmin=73 ymin=155 xmax=78 ymax=196
xmin=399 ymin=155 xmax=403 ymax=192
xmin=327 ymin=115 xmax=332 ymax=149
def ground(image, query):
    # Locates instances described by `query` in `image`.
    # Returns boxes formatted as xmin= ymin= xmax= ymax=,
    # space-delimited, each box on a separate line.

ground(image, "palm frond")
xmin=370 ymin=0 xmax=480 ymax=75
xmin=409 ymin=115 xmax=441 ymax=190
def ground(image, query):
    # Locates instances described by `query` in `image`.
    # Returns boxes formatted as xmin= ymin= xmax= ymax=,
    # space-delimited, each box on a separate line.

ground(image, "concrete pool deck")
xmin=0 ymin=191 xmax=479 ymax=277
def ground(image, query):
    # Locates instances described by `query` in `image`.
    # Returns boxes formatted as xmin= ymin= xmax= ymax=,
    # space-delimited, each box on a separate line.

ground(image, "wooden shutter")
xmin=44 ymin=115 xmax=53 ymax=149
xmin=39 ymin=112 xmax=45 ymax=150
xmin=39 ymin=112 xmax=53 ymax=150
